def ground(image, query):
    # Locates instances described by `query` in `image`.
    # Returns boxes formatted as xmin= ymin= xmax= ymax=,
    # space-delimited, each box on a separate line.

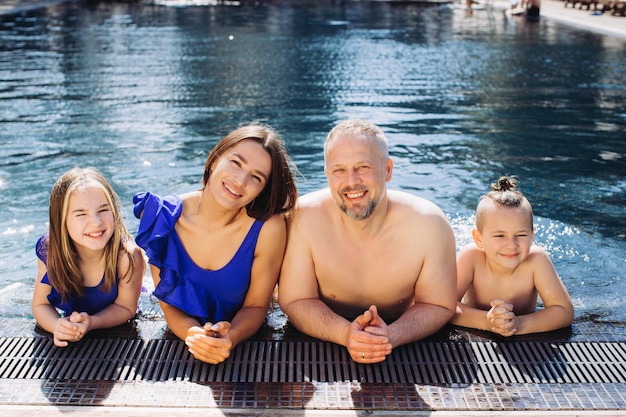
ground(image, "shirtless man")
xmin=278 ymin=120 xmax=457 ymax=364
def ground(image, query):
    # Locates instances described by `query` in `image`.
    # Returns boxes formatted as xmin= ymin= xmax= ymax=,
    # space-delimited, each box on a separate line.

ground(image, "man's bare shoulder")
xmin=298 ymin=188 xmax=331 ymax=206
xmin=387 ymin=190 xmax=448 ymax=221
xmin=293 ymin=188 xmax=333 ymax=216
xmin=288 ymin=188 xmax=333 ymax=232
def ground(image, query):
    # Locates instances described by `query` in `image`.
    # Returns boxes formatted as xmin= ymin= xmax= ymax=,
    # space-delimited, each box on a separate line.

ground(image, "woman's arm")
xmin=149 ymin=264 xmax=204 ymax=338
xmin=228 ymin=214 xmax=286 ymax=346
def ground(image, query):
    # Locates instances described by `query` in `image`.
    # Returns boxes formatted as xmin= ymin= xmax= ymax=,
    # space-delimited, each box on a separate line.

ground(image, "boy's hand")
xmin=487 ymin=299 xmax=517 ymax=337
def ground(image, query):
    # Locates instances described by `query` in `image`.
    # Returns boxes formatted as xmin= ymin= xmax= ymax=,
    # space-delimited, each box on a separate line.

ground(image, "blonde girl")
xmin=32 ymin=167 xmax=144 ymax=347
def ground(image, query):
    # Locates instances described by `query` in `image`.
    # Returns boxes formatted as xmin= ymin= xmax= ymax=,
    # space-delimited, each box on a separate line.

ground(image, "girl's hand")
xmin=53 ymin=315 xmax=82 ymax=347
xmin=69 ymin=311 xmax=92 ymax=338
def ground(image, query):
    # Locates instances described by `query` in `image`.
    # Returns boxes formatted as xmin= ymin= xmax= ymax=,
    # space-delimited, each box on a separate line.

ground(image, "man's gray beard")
xmin=340 ymin=199 xmax=379 ymax=220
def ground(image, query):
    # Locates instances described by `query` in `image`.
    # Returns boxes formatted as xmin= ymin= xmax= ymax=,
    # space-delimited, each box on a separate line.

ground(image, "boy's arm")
xmin=453 ymin=302 xmax=498 ymax=332
xmin=449 ymin=246 xmax=517 ymax=336
xmin=450 ymin=246 xmax=494 ymax=331
xmin=513 ymin=248 xmax=574 ymax=335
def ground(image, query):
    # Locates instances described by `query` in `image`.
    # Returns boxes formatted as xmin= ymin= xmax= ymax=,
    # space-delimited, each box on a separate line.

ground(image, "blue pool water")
xmin=0 ymin=0 xmax=624 ymax=324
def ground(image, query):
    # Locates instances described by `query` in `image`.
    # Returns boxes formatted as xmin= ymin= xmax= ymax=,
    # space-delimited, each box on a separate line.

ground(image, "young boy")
xmin=451 ymin=176 xmax=574 ymax=337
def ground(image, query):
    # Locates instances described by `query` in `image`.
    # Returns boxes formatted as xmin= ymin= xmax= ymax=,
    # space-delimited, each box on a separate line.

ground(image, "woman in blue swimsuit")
xmin=134 ymin=122 xmax=298 ymax=364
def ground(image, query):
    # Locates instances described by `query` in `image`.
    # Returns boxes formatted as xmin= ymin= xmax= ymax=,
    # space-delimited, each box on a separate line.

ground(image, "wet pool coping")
xmin=0 ymin=0 xmax=67 ymax=15
xmin=0 ymin=318 xmax=625 ymax=415
xmin=2 ymin=0 xmax=626 ymax=41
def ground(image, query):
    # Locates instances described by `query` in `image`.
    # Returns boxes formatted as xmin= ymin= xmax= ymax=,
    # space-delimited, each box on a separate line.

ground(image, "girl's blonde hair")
xmin=47 ymin=167 xmax=135 ymax=301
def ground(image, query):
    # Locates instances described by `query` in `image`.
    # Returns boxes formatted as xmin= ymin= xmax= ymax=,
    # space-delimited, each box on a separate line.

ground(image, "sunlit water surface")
xmin=1 ymin=0 xmax=624 ymax=327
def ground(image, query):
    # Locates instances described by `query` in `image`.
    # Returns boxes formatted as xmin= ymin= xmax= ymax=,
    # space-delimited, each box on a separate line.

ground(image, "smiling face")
xmin=65 ymin=186 xmax=115 ymax=255
xmin=472 ymin=203 xmax=535 ymax=273
xmin=324 ymin=133 xmax=392 ymax=220
xmin=208 ymin=139 xmax=273 ymax=211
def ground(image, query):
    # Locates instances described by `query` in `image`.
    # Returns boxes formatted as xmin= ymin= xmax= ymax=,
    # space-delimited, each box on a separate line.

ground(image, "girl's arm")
xmin=512 ymin=248 xmax=574 ymax=335
xmin=83 ymin=243 xmax=145 ymax=331
xmin=32 ymin=260 xmax=81 ymax=347
xmin=32 ymin=259 xmax=62 ymax=332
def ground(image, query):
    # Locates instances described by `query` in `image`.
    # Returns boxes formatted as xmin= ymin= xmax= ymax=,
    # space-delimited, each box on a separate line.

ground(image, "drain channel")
xmin=0 ymin=337 xmax=624 ymax=384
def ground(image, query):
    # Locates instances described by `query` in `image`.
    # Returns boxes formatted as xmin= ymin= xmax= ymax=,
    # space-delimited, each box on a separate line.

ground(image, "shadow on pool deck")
xmin=0 ymin=317 xmax=625 ymax=415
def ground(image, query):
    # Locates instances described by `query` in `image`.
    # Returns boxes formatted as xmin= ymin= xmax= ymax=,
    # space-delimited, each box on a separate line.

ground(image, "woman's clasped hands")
xmin=185 ymin=321 xmax=233 ymax=364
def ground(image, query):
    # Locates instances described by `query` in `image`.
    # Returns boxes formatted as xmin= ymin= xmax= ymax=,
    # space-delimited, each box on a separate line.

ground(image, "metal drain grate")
xmin=0 ymin=337 xmax=624 ymax=385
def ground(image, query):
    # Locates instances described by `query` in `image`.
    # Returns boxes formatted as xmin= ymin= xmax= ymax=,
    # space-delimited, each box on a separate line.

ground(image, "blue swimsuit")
xmin=35 ymin=235 xmax=119 ymax=316
xmin=133 ymin=192 xmax=263 ymax=325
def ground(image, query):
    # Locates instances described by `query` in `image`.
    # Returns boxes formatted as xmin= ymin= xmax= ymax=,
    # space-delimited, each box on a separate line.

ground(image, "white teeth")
xmin=225 ymin=184 xmax=241 ymax=197
xmin=87 ymin=232 xmax=104 ymax=237
xmin=346 ymin=192 xmax=364 ymax=199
